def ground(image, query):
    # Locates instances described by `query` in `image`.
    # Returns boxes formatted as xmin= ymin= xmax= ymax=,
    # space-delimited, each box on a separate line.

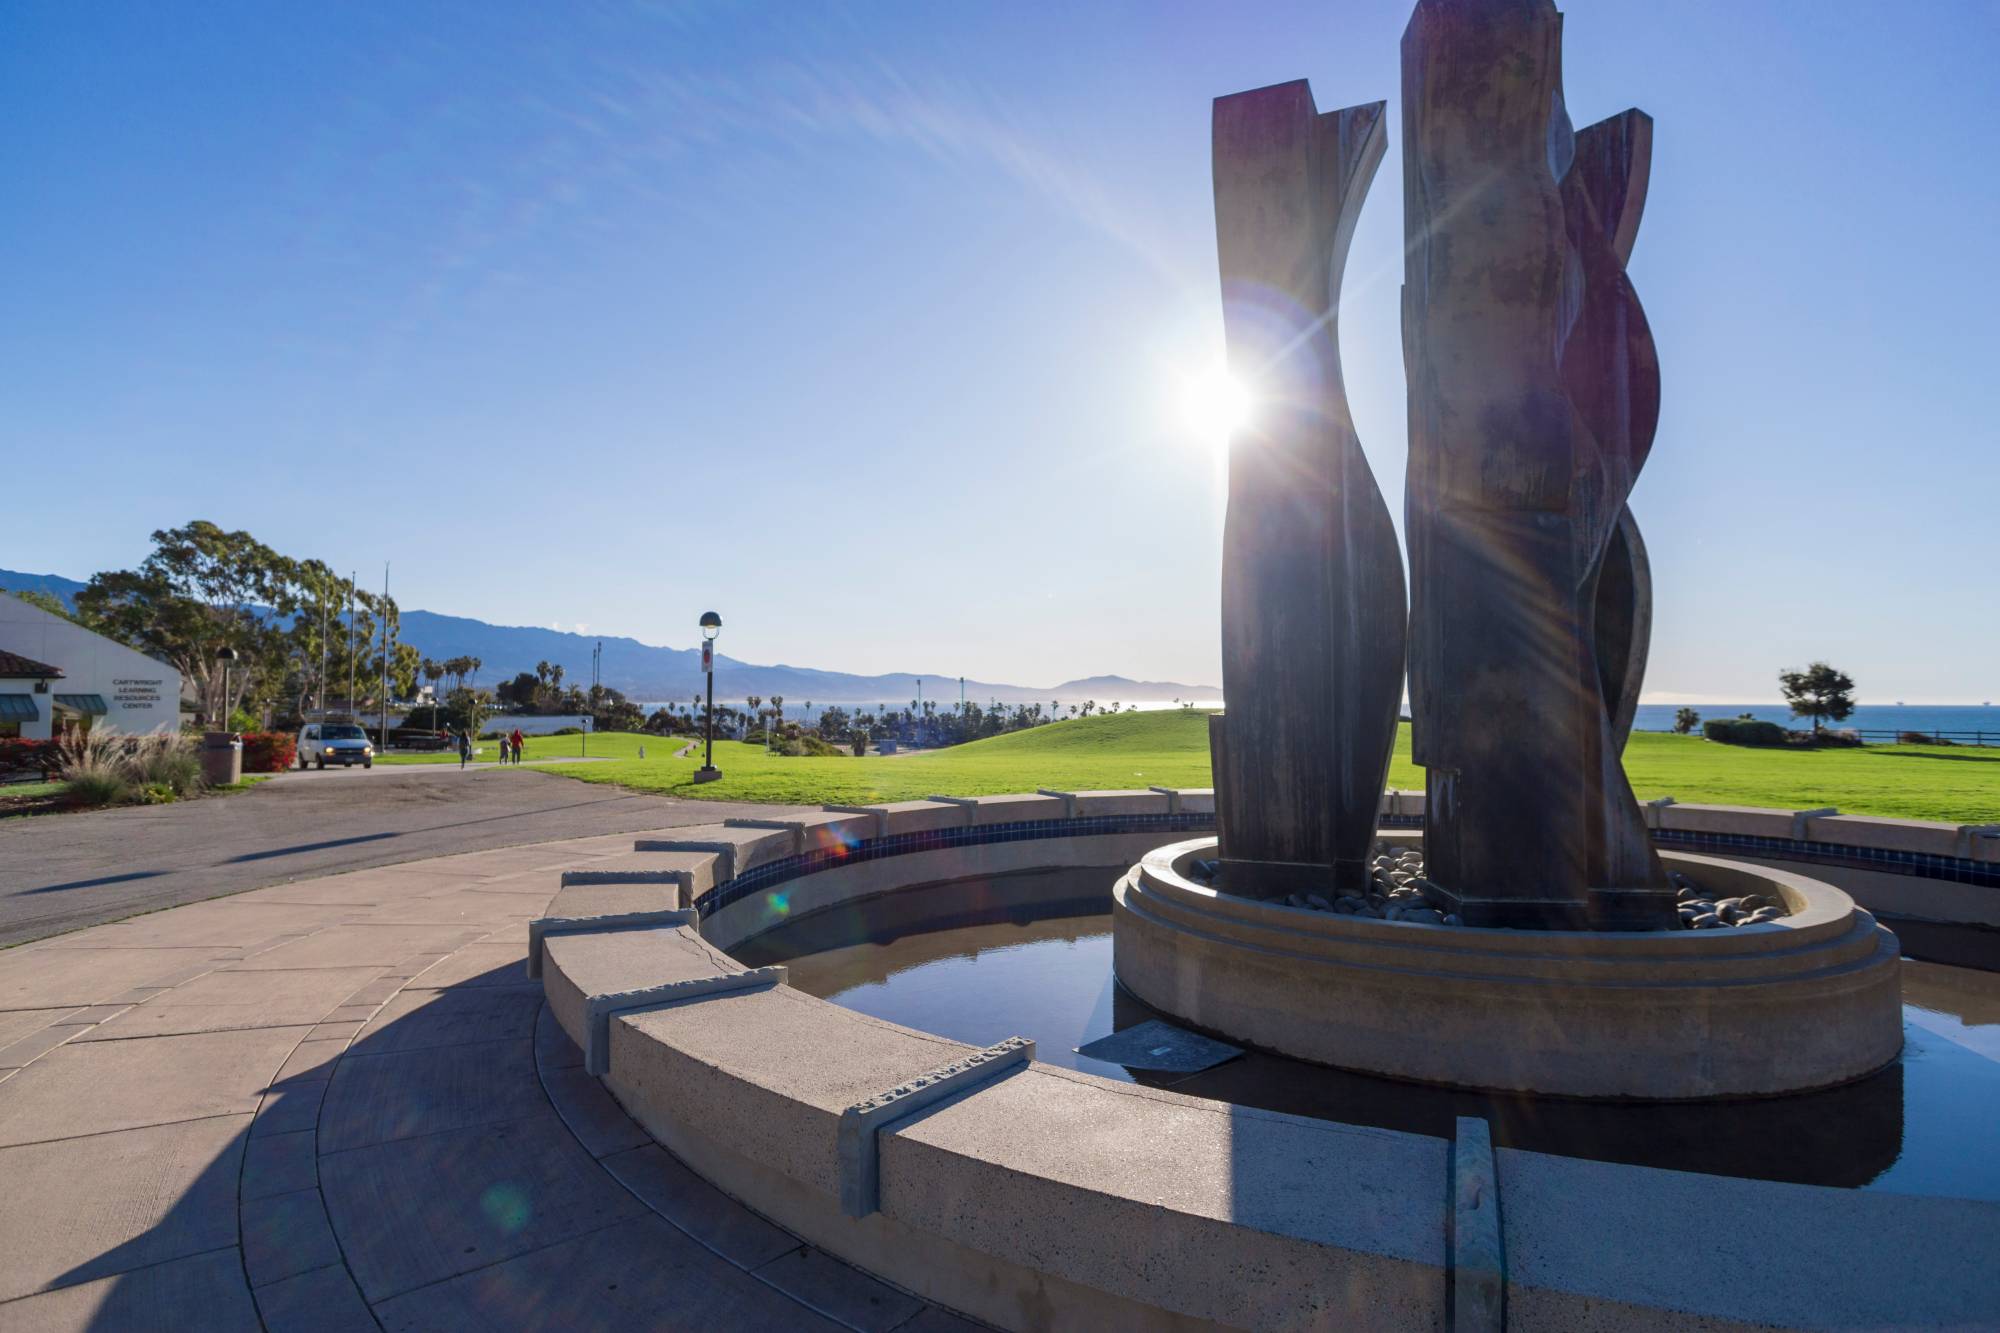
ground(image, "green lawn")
xmin=533 ymin=711 xmax=2000 ymax=823
xmin=378 ymin=731 xmax=689 ymax=764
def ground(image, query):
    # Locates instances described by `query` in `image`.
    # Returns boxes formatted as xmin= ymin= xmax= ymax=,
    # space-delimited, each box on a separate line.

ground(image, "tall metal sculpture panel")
xmin=1401 ymin=0 xmax=1672 ymax=928
xmin=1209 ymin=82 xmax=1407 ymax=897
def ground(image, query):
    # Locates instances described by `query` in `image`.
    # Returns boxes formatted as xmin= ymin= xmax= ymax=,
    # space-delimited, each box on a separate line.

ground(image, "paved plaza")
xmin=0 ymin=765 xmax=785 ymax=948
xmin=0 ymin=821 xmax=971 ymax=1331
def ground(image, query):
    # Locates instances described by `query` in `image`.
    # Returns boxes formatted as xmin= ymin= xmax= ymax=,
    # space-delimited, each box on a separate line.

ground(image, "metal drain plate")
xmin=1075 ymin=1019 xmax=1242 ymax=1074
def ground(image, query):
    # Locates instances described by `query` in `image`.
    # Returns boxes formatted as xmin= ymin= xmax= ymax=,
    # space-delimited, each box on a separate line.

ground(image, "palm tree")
xmin=468 ymin=657 xmax=481 ymax=687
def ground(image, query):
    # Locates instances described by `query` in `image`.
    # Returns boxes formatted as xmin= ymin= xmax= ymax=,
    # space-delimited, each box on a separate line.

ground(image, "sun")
xmin=1183 ymin=366 xmax=1253 ymax=447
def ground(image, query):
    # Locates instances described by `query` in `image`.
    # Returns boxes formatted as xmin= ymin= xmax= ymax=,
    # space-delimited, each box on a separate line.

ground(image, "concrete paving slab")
xmin=0 ymin=1114 xmax=249 ymax=1300
xmin=0 ymin=1026 xmax=308 ymax=1145
xmin=539 ymin=1064 xmax=650 ymax=1158
xmin=0 ymin=947 xmax=225 ymax=1009
xmin=0 ymin=1010 xmax=80 ymax=1051
xmin=349 ymin=985 xmax=542 ymax=1055
xmin=0 ymin=1022 xmax=83 ymax=1071
xmin=894 ymin=1307 xmax=990 ymax=1333
xmin=253 ymin=1076 xmax=329 ymax=1138
xmin=753 ymin=1244 xmax=925 ymax=1332
xmin=228 ymin=924 xmax=482 ymax=971
xmin=599 ymin=1144 xmax=801 ymax=1270
xmin=399 ymin=938 xmax=529 ymax=989
xmin=328 ymin=892 xmax=535 ymax=926
xmin=320 ymin=1038 xmax=544 ymax=1152
xmin=250 ymin=1262 xmax=378 ymax=1333
xmin=320 ymin=1112 xmax=649 ymax=1302
xmin=46 ymin=904 xmax=352 ymax=950
xmin=305 ymin=1020 xmax=365 ymax=1042
xmin=372 ymin=1214 xmax=845 ymax=1333
xmin=75 ymin=966 xmax=380 ymax=1041
xmin=242 ymin=1128 xmax=320 ymax=1201
xmin=0 ymin=1247 xmax=260 ymax=1333
xmin=242 ymin=1187 xmax=344 ymax=1287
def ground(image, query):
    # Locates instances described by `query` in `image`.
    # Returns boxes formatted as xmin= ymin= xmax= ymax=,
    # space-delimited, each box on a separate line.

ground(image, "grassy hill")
xmin=532 ymin=710 xmax=2000 ymax=823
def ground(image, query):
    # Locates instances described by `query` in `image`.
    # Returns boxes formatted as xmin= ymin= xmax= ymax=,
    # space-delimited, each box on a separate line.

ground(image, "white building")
xmin=0 ymin=592 xmax=183 ymax=739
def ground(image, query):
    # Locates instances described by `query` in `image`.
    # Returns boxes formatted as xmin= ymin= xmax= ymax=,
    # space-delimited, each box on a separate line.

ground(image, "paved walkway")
xmin=0 ymin=766 xmax=795 ymax=947
xmin=0 ymin=831 xmax=972 ymax=1331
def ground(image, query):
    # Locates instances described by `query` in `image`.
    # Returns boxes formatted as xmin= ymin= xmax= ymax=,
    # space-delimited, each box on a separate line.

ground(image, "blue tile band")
xmin=690 ymin=813 xmax=1998 ymax=915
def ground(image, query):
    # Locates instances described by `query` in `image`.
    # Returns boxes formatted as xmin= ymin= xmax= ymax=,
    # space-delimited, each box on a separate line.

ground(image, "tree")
xmin=851 ymin=729 xmax=868 ymax=757
xmin=76 ymin=521 xmax=297 ymax=726
xmin=3 ymin=587 xmax=81 ymax=624
xmin=1779 ymin=662 xmax=1857 ymax=736
xmin=1673 ymin=707 xmax=1701 ymax=735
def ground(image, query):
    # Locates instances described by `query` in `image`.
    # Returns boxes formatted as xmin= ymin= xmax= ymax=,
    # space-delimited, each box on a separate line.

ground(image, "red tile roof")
xmin=0 ymin=649 xmax=63 ymax=679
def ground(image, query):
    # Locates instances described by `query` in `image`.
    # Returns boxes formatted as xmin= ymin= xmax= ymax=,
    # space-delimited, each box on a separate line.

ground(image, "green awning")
xmin=0 ymin=695 xmax=38 ymax=721
xmin=54 ymin=694 xmax=108 ymax=716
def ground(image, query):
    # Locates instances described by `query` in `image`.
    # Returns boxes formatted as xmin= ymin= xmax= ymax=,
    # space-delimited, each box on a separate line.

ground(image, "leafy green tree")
xmin=1779 ymin=662 xmax=1857 ymax=736
xmin=1673 ymin=707 xmax=1700 ymax=734
xmin=77 ymin=521 xmax=296 ymax=726
xmin=3 ymin=587 xmax=81 ymax=623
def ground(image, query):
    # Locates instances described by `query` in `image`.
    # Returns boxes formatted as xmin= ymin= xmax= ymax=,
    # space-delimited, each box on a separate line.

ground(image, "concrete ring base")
xmin=1113 ymin=835 xmax=1904 ymax=1099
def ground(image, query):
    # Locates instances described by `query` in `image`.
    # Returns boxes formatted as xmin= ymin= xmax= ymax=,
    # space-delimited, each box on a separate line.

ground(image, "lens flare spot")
xmin=481 ymin=1184 xmax=531 ymax=1234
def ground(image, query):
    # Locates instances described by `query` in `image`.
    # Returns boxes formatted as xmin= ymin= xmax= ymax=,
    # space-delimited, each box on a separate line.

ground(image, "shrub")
xmin=133 ymin=734 xmax=204 ymax=794
xmin=1900 ymin=731 xmax=1953 ymax=746
xmin=241 ymin=731 xmax=298 ymax=773
xmin=63 ymin=771 xmax=131 ymax=807
xmin=54 ymin=730 xmax=206 ymax=805
xmin=0 ymin=738 xmax=62 ymax=781
xmin=1702 ymin=718 xmax=1788 ymax=747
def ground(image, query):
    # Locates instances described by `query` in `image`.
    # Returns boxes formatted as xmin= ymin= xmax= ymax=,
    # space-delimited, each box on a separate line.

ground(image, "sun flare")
xmin=1183 ymin=366 xmax=1253 ymax=447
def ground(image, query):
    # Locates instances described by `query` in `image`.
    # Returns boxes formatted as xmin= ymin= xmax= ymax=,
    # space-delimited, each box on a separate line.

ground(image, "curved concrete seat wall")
xmin=529 ymin=792 xmax=2000 ymax=1331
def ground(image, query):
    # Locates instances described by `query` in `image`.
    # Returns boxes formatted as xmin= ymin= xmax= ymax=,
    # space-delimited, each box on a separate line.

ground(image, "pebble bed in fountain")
xmin=1672 ymin=868 xmax=1791 ymax=930
xmin=1196 ymin=847 xmax=1791 ymax=931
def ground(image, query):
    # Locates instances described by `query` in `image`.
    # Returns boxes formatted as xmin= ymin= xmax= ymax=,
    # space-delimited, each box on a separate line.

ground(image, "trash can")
xmin=201 ymin=731 xmax=243 ymax=786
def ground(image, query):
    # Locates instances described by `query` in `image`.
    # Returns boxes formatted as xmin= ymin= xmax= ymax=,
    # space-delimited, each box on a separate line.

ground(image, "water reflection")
xmin=748 ymin=869 xmax=2000 ymax=1200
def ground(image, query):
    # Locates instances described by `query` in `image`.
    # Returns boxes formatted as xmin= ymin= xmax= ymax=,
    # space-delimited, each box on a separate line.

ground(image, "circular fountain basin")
xmin=1113 ymin=835 xmax=1904 ymax=1098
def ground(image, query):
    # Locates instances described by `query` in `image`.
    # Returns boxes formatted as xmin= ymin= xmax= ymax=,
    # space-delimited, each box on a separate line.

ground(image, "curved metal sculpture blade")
xmin=1570 ymin=110 xmax=1657 ymax=757
xmin=1594 ymin=507 xmax=1652 ymax=750
xmin=1402 ymin=0 xmax=1671 ymax=929
xmin=1208 ymin=84 xmax=1406 ymax=897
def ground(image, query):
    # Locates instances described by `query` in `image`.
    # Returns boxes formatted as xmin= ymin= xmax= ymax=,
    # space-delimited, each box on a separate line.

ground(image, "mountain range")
xmin=0 ymin=568 xmax=1217 ymax=707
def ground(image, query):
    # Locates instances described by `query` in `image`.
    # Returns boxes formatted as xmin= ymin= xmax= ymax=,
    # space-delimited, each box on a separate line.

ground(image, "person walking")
xmin=457 ymin=728 xmax=472 ymax=770
xmin=510 ymin=727 xmax=526 ymax=765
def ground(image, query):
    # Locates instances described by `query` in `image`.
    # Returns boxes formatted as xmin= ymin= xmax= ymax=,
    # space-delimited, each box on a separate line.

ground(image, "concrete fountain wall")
xmin=1115 ymin=834 xmax=1904 ymax=1098
xmin=526 ymin=791 xmax=2000 ymax=1331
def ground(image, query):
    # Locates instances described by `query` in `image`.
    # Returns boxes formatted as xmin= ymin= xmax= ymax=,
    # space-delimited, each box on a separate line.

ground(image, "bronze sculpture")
xmin=1207 ymin=81 xmax=1408 ymax=899
xmin=1401 ymin=0 xmax=1672 ymax=927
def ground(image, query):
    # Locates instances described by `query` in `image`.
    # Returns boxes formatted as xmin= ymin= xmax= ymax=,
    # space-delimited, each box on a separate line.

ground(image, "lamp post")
xmin=204 ymin=646 xmax=244 ymax=787
xmin=216 ymin=646 xmax=239 ymax=731
xmin=694 ymin=611 xmax=723 ymax=783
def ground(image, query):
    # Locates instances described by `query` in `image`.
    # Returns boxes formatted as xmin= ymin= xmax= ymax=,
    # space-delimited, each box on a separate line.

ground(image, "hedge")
xmin=1702 ymin=718 xmax=1789 ymax=747
xmin=242 ymin=731 xmax=298 ymax=772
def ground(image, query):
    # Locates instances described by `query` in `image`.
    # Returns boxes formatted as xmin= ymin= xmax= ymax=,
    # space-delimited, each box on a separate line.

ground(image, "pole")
xmin=379 ymin=563 xmax=390 ymax=751
xmin=346 ymin=572 xmax=356 ymax=716
xmin=317 ymin=574 xmax=328 ymax=715
xmin=703 ymin=662 xmax=715 ymax=770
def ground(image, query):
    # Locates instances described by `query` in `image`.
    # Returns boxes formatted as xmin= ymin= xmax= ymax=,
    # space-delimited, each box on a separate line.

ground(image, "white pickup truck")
xmin=296 ymin=721 xmax=375 ymax=769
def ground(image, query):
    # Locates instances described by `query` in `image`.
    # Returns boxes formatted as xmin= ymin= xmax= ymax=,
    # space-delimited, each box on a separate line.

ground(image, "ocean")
xmin=1631 ymin=703 xmax=2000 ymax=742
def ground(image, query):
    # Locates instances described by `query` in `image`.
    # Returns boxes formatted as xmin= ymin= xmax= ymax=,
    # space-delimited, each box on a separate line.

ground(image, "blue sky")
xmin=4 ymin=1 xmax=1995 ymax=701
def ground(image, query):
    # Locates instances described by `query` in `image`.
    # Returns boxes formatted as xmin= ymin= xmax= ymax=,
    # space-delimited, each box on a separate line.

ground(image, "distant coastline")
xmin=1632 ymin=703 xmax=1997 ymax=738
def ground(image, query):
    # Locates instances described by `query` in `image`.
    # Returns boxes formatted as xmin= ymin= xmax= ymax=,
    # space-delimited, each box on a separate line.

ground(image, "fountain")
xmin=1113 ymin=0 xmax=1905 ymax=1098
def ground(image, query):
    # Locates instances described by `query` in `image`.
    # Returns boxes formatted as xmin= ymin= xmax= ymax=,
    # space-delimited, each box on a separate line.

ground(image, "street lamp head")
xmin=700 ymin=611 xmax=722 ymax=642
xmin=216 ymin=646 xmax=239 ymax=663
